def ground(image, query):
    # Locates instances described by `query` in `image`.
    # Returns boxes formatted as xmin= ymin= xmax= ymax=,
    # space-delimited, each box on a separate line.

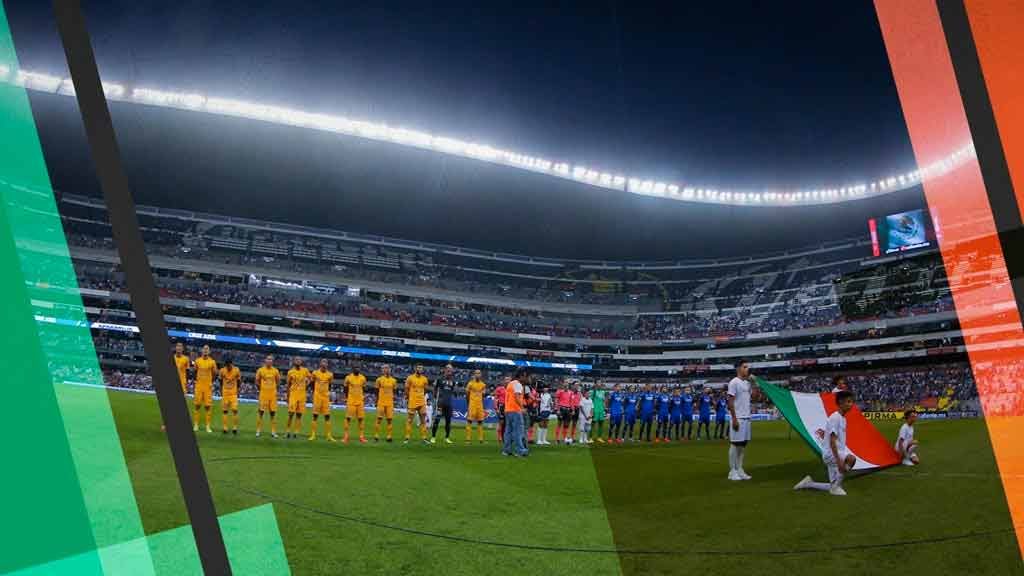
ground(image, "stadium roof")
xmin=5 ymin=65 xmax=975 ymax=208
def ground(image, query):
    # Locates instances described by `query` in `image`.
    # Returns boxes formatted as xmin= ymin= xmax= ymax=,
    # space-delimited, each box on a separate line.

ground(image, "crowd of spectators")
xmin=97 ymin=359 xmax=981 ymax=414
xmin=69 ymin=267 xmax=955 ymax=342
xmin=785 ymin=364 xmax=976 ymax=411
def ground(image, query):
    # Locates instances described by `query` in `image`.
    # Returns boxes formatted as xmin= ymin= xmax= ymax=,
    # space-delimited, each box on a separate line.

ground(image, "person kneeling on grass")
xmin=794 ymin=390 xmax=858 ymax=497
xmin=896 ymin=409 xmax=920 ymax=466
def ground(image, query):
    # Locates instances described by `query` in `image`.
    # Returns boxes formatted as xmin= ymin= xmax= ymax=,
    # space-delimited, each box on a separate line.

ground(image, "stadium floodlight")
xmin=132 ymin=87 xmax=205 ymax=109
xmin=389 ymin=127 xmax=433 ymax=148
xmin=102 ymin=82 xmax=126 ymax=99
xmin=16 ymin=70 xmax=62 ymax=92
xmin=57 ymin=78 xmax=76 ymax=96
xmin=3 ymin=64 xmax=979 ymax=207
xmin=432 ymin=136 xmax=467 ymax=154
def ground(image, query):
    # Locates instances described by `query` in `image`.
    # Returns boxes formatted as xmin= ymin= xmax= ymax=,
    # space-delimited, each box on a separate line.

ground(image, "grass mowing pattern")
xmin=591 ymin=416 xmax=1021 ymax=575
xmin=111 ymin=391 xmax=620 ymax=575
xmin=110 ymin=390 xmax=1021 ymax=575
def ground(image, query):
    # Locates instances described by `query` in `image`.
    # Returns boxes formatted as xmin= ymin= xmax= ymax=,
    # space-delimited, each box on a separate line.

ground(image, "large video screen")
xmin=868 ymin=208 xmax=933 ymax=256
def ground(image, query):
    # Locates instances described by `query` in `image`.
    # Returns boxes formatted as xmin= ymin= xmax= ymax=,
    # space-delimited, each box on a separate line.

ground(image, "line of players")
xmin=169 ymin=343 xmax=737 ymax=446
xmin=496 ymin=381 xmax=733 ymax=446
xmin=170 ymin=343 xmax=489 ymax=444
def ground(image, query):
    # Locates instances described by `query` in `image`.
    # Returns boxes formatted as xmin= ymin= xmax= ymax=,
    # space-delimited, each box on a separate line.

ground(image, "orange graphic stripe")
xmin=875 ymin=0 xmax=1024 ymax=556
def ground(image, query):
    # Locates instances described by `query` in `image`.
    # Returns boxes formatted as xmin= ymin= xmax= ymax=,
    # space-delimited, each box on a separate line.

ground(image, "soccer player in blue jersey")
xmin=638 ymin=385 xmax=657 ymax=442
xmin=655 ymin=386 xmax=672 ymax=443
xmin=680 ymin=386 xmax=695 ymax=440
xmin=624 ymin=387 xmax=638 ymax=442
xmin=696 ymin=387 xmax=713 ymax=439
xmin=714 ymin=392 xmax=728 ymax=439
xmin=669 ymin=387 xmax=683 ymax=441
xmin=607 ymin=384 xmax=625 ymax=443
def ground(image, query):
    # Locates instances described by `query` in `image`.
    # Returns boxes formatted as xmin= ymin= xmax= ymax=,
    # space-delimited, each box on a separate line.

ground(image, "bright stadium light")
xmin=132 ymin=87 xmax=205 ymax=109
xmin=16 ymin=70 xmax=62 ymax=92
xmin=1 ymin=65 xmax=978 ymax=207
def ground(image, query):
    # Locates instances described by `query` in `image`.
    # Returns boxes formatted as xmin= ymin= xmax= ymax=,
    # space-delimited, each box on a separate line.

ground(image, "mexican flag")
xmin=758 ymin=378 xmax=900 ymax=471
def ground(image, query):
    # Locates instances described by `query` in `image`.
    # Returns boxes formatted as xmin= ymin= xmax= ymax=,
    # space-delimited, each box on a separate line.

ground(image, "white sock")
xmin=737 ymin=446 xmax=746 ymax=471
xmin=807 ymin=481 xmax=831 ymax=491
xmin=728 ymin=445 xmax=737 ymax=471
xmin=831 ymin=475 xmax=844 ymax=491
xmin=540 ymin=428 xmax=546 ymax=443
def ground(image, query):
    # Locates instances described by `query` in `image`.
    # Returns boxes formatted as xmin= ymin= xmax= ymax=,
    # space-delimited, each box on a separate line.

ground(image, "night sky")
xmin=7 ymin=1 xmax=924 ymax=260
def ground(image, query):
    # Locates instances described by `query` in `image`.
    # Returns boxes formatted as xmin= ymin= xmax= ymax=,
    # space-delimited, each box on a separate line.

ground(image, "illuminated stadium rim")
xmin=35 ymin=315 xmax=593 ymax=371
xmin=5 ymin=66 xmax=976 ymax=207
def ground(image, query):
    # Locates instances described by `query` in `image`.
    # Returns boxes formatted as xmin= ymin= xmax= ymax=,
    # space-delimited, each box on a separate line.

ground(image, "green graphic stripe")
xmin=0 ymin=3 xmax=154 ymax=572
xmin=6 ymin=505 xmax=290 ymax=576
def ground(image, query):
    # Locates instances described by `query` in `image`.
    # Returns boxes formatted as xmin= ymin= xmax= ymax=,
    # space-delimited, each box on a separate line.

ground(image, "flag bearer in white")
xmin=794 ymin=390 xmax=859 ymax=496
xmin=727 ymin=360 xmax=754 ymax=481
xmin=896 ymin=410 xmax=920 ymax=466
xmin=577 ymin=391 xmax=594 ymax=445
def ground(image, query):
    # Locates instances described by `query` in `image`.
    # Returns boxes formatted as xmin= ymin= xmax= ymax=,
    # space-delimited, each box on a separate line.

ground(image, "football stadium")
xmin=3 ymin=2 xmax=1024 ymax=576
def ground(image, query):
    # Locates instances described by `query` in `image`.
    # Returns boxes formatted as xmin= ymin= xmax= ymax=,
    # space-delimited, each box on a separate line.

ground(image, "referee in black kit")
xmin=430 ymin=364 xmax=461 ymax=444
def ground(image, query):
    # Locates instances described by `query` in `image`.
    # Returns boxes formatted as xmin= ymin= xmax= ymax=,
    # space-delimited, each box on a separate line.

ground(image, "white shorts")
xmin=729 ymin=419 xmax=751 ymax=443
xmin=824 ymin=450 xmax=851 ymax=483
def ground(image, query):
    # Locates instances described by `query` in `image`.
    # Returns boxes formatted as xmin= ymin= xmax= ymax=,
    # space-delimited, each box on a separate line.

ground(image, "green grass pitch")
xmin=108 ymin=391 xmax=1021 ymax=575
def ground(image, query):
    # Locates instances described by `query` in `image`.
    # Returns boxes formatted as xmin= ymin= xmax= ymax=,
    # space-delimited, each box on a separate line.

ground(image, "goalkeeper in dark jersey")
xmin=430 ymin=364 xmax=461 ymax=444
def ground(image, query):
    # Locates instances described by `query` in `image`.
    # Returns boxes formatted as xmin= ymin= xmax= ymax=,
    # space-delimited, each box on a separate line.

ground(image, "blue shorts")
xmin=670 ymin=415 xmax=682 ymax=424
xmin=539 ymin=410 xmax=551 ymax=420
xmin=610 ymin=413 xmax=623 ymax=425
xmin=682 ymin=414 xmax=693 ymax=422
xmin=625 ymin=414 xmax=636 ymax=425
xmin=640 ymin=413 xmax=654 ymax=423
xmin=658 ymin=413 xmax=670 ymax=422
xmin=700 ymin=415 xmax=711 ymax=423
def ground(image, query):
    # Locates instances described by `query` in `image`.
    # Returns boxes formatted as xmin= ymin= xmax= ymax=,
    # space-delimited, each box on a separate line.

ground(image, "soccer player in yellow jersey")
xmin=465 ymin=369 xmax=488 ymax=444
xmin=404 ymin=364 xmax=430 ymax=444
xmin=286 ymin=357 xmax=311 ymax=439
xmin=162 ymin=342 xmax=192 ymax=431
xmin=255 ymin=355 xmax=281 ymax=438
xmin=309 ymin=359 xmax=335 ymax=442
xmin=192 ymin=345 xmax=217 ymax=433
xmin=174 ymin=342 xmax=189 ymax=393
xmin=218 ymin=357 xmax=241 ymax=435
xmin=373 ymin=364 xmax=398 ymax=442
xmin=342 ymin=365 xmax=368 ymax=443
